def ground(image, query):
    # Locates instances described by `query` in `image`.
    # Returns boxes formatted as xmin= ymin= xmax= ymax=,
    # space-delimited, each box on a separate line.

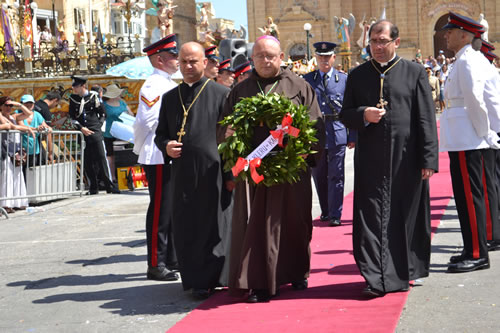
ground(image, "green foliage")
xmin=219 ymin=92 xmax=318 ymax=186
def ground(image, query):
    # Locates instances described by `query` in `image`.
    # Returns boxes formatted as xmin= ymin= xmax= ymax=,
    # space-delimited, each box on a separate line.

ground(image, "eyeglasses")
xmin=368 ymin=39 xmax=395 ymax=46
xmin=253 ymin=54 xmax=279 ymax=61
xmin=2 ymin=104 xmax=13 ymax=107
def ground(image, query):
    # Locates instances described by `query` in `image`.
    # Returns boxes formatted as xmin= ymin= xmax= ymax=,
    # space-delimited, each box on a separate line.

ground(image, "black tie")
xmin=323 ymin=73 xmax=329 ymax=88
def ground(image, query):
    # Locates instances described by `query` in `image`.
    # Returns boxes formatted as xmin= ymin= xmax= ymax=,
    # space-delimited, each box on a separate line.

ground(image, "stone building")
xmin=247 ymin=0 xmax=499 ymax=62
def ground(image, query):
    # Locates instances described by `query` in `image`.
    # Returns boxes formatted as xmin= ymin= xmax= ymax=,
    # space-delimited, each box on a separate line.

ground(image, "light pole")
xmin=119 ymin=0 xmax=144 ymax=50
xmin=303 ymin=23 xmax=312 ymax=60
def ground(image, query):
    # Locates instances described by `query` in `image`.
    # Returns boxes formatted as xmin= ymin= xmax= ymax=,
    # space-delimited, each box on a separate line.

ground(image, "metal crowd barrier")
xmin=1 ymin=130 xmax=85 ymax=218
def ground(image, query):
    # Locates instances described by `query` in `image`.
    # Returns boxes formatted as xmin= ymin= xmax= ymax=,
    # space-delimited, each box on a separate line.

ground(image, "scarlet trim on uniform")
xmin=481 ymin=160 xmax=493 ymax=240
xmin=151 ymin=164 xmax=163 ymax=267
xmin=218 ymin=59 xmax=231 ymax=70
xmin=449 ymin=18 xmax=483 ymax=34
xmin=146 ymin=41 xmax=176 ymax=56
xmin=459 ymin=151 xmax=480 ymax=259
xmin=141 ymin=95 xmax=160 ymax=108
xmin=234 ymin=65 xmax=251 ymax=79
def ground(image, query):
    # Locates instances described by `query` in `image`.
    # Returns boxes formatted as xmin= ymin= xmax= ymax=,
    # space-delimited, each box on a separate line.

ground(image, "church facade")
xmin=247 ymin=0 xmax=499 ymax=61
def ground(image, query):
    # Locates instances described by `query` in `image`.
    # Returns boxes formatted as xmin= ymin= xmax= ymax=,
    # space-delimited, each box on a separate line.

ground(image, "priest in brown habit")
xmin=155 ymin=42 xmax=230 ymax=299
xmin=340 ymin=20 xmax=438 ymax=297
xmin=220 ymin=35 xmax=325 ymax=303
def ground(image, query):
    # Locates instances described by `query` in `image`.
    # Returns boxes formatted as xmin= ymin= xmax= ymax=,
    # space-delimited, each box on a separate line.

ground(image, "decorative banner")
xmin=0 ymin=7 xmax=14 ymax=54
xmin=23 ymin=0 xmax=33 ymax=49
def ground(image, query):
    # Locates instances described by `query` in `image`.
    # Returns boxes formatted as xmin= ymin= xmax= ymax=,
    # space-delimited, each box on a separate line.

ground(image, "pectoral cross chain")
xmin=370 ymin=58 xmax=402 ymax=111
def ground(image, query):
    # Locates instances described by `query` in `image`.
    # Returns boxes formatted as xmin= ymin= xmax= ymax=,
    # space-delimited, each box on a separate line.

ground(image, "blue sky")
xmin=207 ymin=0 xmax=248 ymax=29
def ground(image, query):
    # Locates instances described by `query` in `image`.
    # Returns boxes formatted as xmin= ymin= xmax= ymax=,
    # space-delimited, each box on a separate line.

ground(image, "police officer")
xmin=304 ymin=42 xmax=356 ymax=227
xmin=68 ymin=76 xmax=120 ymax=195
xmin=133 ymin=34 xmax=179 ymax=281
xmin=440 ymin=12 xmax=500 ymax=272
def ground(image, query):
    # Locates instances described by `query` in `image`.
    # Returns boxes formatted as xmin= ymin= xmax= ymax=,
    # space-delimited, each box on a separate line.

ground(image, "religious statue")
xmin=334 ymin=14 xmax=356 ymax=50
xmin=157 ymin=0 xmax=175 ymax=38
xmin=258 ymin=17 xmax=280 ymax=40
xmin=198 ymin=29 xmax=216 ymax=48
xmin=479 ymin=13 xmax=489 ymax=41
xmin=198 ymin=3 xmax=214 ymax=31
xmin=356 ymin=15 xmax=375 ymax=49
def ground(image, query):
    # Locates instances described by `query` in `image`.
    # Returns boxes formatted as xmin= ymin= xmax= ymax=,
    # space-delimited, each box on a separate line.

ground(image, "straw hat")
xmin=103 ymin=84 xmax=124 ymax=99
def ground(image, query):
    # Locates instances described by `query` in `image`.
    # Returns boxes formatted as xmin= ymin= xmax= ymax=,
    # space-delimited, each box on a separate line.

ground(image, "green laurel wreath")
xmin=218 ymin=92 xmax=318 ymax=186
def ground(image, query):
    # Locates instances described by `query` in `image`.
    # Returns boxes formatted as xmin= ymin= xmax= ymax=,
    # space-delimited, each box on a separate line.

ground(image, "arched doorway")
xmin=433 ymin=14 xmax=454 ymax=58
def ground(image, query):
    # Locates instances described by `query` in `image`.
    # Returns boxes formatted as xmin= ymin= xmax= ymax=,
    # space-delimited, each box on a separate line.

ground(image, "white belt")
xmin=446 ymin=99 xmax=464 ymax=108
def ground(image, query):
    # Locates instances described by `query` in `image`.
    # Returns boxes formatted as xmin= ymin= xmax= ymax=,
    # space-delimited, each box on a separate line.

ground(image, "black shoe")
xmin=247 ymin=289 xmax=271 ymax=303
xmin=362 ymin=285 xmax=385 ymax=298
xmin=449 ymin=250 xmax=466 ymax=264
xmin=291 ymin=279 xmax=308 ymax=290
xmin=447 ymin=257 xmax=490 ymax=273
xmin=106 ymin=186 xmax=121 ymax=194
xmin=487 ymin=240 xmax=500 ymax=251
xmin=166 ymin=263 xmax=179 ymax=272
xmin=146 ymin=266 xmax=179 ymax=281
xmin=192 ymin=288 xmax=212 ymax=300
xmin=328 ymin=218 xmax=341 ymax=227
xmin=86 ymin=189 xmax=99 ymax=195
xmin=319 ymin=215 xmax=329 ymax=222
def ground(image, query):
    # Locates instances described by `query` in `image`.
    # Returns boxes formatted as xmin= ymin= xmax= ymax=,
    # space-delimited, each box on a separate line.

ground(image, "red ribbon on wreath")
xmin=232 ymin=157 xmax=264 ymax=184
xmin=270 ymin=113 xmax=300 ymax=147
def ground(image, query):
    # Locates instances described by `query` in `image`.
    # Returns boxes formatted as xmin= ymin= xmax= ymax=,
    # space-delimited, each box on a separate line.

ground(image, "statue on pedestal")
xmin=157 ymin=0 xmax=175 ymax=38
xmin=198 ymin=3 xmax=214 ymax=31
xmin=479 ymin=13 xmax=489 ymax=41
xmin=334 ymin=14 xmax=356 ymax=51
xmin=258 ymin=17 xmax=279 ymax=40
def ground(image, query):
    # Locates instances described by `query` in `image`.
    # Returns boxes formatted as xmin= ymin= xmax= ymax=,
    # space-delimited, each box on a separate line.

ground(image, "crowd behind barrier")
xmin=0 ymin=129 xmax=85 ymax=217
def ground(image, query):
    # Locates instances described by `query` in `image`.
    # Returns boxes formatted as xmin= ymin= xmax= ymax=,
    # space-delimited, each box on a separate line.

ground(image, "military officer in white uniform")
xmin=133 ymin=34 xmax=179 ymax=281
xmin=439 ymin=12 xmax=500 ymax=273
xmin=476 ymin=39 xmax=500 ymax=251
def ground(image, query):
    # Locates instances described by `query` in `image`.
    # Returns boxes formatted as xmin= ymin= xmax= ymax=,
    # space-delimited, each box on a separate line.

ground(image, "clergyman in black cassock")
xmin=340 ymin=21 xmax=438 ymax=296
xmin=155 ymin=42 xmax=229 ymax=298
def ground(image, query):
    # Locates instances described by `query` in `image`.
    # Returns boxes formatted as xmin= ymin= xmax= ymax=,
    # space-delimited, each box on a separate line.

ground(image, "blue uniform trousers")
xmin=311 ymin=144 xmax=346 ymax=220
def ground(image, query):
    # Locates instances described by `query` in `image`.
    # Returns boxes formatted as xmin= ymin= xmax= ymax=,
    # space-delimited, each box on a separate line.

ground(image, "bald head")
xmin=179 ymin=42 xmax=207 ymax=83
xmin=252 ymin=37 xmax=284 ymax=78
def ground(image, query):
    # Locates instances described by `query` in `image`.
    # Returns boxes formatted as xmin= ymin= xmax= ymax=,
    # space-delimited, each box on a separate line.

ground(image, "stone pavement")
xmin=0 ymin=147 xmax=499 ymax=332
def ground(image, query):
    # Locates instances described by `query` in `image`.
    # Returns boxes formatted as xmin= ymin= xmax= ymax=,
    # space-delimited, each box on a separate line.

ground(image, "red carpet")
xmin=168 ymin=149 xmax=453 ymax=333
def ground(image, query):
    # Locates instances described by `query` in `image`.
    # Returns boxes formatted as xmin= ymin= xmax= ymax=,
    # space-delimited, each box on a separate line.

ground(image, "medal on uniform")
xmin=370 ymin=58 xmax=402 ymax=110
xmin=177 ymin=79 xmax=211 ymax=142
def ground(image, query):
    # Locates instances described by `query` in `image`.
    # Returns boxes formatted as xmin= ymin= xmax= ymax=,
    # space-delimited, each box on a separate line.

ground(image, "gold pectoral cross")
xmin=377 ymin=98 xmax=388 ymax=110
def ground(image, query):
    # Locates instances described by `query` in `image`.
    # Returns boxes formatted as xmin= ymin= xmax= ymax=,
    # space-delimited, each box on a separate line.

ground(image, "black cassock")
xmin=340 ymin=57 xmax=438 ymax=292
xmin=155 ymin=77 xmax=229 ymax=290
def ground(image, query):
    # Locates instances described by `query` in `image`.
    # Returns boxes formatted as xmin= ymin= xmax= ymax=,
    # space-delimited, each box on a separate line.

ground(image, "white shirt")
xmin=133 ymin=68 xmax=177 ymax=164
xmin=440 ymin=44 xmax=500 ymax=152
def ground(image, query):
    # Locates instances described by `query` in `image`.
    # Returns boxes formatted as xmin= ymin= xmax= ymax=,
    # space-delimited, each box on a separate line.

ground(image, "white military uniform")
xmin=441 ymin=43 xmax=500 ymax=262
xmin=133 ymin=68 xmax=177 ymax=164
xmin=482 ymin=61 xmax=500 ymax=133
xmin=440 ymin=44 xmax=500 ymax=152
